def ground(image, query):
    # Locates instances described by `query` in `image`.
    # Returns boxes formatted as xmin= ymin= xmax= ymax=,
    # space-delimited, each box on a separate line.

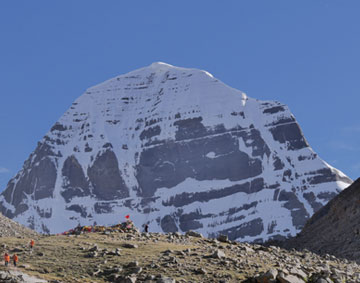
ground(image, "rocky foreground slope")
xmin=0 ymin=227 xmax=359 ymax=282
xmin=283 ymin=178 xmax=360 ymax=263
xmin=0 ymin=62 xmax=352 ymax=242
xmin=0 ymin=212 xmax=37 ymax=238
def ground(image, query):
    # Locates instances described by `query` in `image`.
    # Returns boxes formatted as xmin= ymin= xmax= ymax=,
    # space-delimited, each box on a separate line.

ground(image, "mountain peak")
xmin=149 ymin=61 xmax=174 ymax=69
xmin=87 ymin=62 xmax=216 ymax=93
xmin=0 ymin=64 xmax=352 ymax=241
xmin=147 ymin=62 xmax=214 ymax=78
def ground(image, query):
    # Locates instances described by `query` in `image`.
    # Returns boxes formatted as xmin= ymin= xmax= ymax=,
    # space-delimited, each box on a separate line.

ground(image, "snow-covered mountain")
xmin=0 ymin=62 xmax=352 ymax=242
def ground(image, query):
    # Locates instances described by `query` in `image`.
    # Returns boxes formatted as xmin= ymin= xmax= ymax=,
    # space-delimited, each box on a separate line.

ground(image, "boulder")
xmin=277 ymin=272 xmax=306 ymax=283
xmin=185 ymin=231 xmax=203 ymax=238
xmin=212 ymin=249 xmax=226 ymax=259
xmin=217 ymin=234 xmax=229 ymax=243
xmin=255 ymin=269 xmax=278 ymax=282
xmin=123 ymin=243 xmax=138 ymax=249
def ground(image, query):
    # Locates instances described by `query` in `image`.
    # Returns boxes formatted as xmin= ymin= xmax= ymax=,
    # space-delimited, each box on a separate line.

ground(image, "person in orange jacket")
xmin=12 ymin=254 xmax=18 ymax=267
xmin=30 ymin=239 xmax=35 ymax=250
xmin=4 ymin=253 xmax=10 ymax=266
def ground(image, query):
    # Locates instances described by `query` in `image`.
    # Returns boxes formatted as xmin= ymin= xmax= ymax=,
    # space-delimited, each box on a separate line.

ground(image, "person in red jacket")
xmin=4 ymin=253 xmax=10 ymax=266
xmin=12 ymin=254 xmax=18 ymax=267
xmin=30 ymin=239 xmax=35 ymax=250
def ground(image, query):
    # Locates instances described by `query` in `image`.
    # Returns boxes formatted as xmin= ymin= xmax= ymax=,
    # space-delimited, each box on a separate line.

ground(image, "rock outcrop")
xmin=0 ymin=212 xmax=37 ymax=238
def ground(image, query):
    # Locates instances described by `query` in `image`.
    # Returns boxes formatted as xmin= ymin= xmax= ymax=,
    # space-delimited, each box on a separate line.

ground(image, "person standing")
xmin=144 ymin=224 xmax=149 ymax=233
xmin=12 ymin=254 xmax=18 ymax=267
xmin=30 ymin=239 xmax=35 ymax=250
xmin=4 ymin=253 xmax=9 ymax=266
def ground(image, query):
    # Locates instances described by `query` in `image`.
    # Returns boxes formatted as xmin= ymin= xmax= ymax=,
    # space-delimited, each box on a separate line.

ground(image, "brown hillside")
xmin=0 ymin=228 xmax=358 ymax=282
xmin=284 ymin=178 xmax=360 ymax=262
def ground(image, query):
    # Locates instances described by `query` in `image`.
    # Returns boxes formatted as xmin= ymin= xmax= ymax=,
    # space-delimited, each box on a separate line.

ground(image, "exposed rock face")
xmin=0 ymin=62 xmax=352 ymax=241
xmin=283 ymin=178 xmax=360 ymax=262
xmin=61 ymin=155 xmax=90 ymax=202
xmin=87 ymin=150 xmax=129 ymax=200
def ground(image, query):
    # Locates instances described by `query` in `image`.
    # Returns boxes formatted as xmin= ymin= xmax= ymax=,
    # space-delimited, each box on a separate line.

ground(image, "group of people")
xmin=3 ymin=239 xmax=34 ymax=267
xmin=4 ymin=253 xmax=17 ymax=267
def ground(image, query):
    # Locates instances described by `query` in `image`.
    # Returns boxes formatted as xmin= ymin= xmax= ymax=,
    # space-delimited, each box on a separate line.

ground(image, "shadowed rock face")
xmin=61 ymin=155 xmax=90 ymax=202
xmin=179 ymin=211 xmax=212 ymax=231
xmin=136 ymin=130 xmax=263 ymax=197
xmin=270 ymin=122 xmax=308 ymax=151
xmin=283 ymin=179 xmax=360 ymax=262
xmin=278 ymin=190 xmax=309 ymax=230
xmin=1 ymin=141 xmax=57 ymax=218
xmin=87 ymin=150 xmax=129 ymax=200
xmin=303 ymin=192 xmax=323 ymax=213
xmin=0 ymin=63 xmax=352 ymax=241
xmin=211 ymin=218 xmax=265 ymax=241
xmin=306 ymin=168 xmax=344 ymax=186
xmin=162 ymin=178 xmax=264 ymax=207
xmin=66 ymin=204 xmax=88 ymax=218
xmin=161 ymin=215 xmax=178 ymax=233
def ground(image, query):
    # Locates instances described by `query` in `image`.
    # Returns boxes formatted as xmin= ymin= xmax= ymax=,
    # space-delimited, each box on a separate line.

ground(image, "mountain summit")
xmin=0 ymin=63 xmax=352 ymax=241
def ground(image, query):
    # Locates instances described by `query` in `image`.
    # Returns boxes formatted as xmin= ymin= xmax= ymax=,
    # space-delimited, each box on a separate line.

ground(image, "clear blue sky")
xmin=0 ymin=0 xmax=359 ymax=190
